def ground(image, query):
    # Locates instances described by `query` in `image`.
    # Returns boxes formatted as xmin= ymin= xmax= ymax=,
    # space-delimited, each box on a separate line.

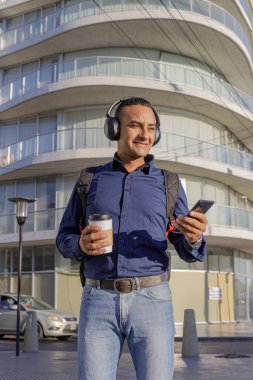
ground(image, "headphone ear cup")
xmin=104 ymin=117 xmax=120 ymax=141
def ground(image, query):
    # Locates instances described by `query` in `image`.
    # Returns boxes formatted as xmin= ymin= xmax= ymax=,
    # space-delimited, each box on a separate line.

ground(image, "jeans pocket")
xmin=82 ymin=285 xmax=95 ymax=302
xmin=145 ymin=282 xmax=172 ymax=301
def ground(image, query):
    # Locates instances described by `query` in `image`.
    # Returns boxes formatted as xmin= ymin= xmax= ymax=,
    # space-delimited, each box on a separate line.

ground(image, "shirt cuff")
xmin=185 ymin=236 xmax=203 ymax=249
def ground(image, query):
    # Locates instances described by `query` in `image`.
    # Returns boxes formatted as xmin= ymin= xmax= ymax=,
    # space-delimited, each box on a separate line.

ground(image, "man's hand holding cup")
xmin=79 ymin=213 xmax=113 ymax=255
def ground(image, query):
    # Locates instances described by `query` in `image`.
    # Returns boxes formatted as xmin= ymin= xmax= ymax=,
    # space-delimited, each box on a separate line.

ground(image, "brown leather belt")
xmin=85 ymin=272 xmax=168 ymax=294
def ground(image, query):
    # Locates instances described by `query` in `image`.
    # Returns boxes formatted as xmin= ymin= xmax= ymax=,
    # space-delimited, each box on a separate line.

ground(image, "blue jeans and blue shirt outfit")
xmin=56 ymin=154 xmax=206 ymax=380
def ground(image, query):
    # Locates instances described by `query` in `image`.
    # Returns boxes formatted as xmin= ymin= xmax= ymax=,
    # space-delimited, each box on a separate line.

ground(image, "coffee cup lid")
xmin=88 ymin=213 xmax=112 ymax=221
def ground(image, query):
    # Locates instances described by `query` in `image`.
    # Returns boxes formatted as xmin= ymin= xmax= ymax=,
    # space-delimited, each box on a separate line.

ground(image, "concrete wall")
xmin=170 ymin=270 xmax=235 ymax=323
xmin=170 ymin=271 xmax=206 ymax=323
xmin=56 ymin=271 xmax=82 ymax=317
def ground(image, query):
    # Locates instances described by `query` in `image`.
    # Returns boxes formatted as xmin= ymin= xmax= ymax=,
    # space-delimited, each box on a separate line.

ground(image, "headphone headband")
xmin=105 ymin=98 xmax=125 ymax=118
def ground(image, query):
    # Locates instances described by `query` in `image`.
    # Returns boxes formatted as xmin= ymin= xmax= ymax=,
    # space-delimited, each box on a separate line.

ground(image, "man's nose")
xmin=139 ymin=126 xmax=149 ymax=139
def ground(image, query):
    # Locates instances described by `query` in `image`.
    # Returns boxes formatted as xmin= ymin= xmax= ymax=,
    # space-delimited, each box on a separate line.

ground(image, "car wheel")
xmin=37 ymin=323 xmax=44 ymax=340
xmin=57 ymin=336 xmax=71 ymax=341
xmin=0 ymin=334 xmax=4 ymax=339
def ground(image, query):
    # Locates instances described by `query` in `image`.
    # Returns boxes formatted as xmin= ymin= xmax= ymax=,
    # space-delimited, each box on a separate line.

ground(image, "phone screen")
xmin=189 ymin=200 xmax=214 ymax=215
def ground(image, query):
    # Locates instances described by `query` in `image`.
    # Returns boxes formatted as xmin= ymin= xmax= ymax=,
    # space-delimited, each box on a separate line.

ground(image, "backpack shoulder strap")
xmin=77 ymin=166 xmax=96 ymax=228
xmin=77 ymin=166 xmax=97 ymax=288
xmin=161 ymin=169 xmax=179 ymax=220
xmin=162 ymin=169 xmax=179 ymax=282
xmin=78 ymin=166 xmax=96 ymax=187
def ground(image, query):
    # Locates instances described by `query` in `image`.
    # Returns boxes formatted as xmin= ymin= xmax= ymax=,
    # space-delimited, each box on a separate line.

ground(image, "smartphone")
xmin=188 ymin=199 xmax=214 ymax=215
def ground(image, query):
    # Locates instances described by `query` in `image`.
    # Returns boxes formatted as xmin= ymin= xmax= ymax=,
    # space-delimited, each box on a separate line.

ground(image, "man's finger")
xmin=86 ymin=248 xmax=107 ymax=256
xmin=87 ymin=241 xmax=110 ymax=250
xmin=82 ymin=225 xmax=101 ymax=235
xmin=188 ymin=211 xmax=207 ymax=223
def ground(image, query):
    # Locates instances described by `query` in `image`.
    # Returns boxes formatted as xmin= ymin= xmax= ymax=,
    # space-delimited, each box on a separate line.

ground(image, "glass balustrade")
xmin=1 ymin=204 xmax=252 ymax=236
xmin=0 ymin=208 xmax=66 ymax=235
xmin=239 ymin=0 xmax=251 ymax=18
xmin=0 ymin=128 xmax=252 ymax=171
xmin=1 ymin=55 xmax=252 ymax=116
xmin=0 ymin=0 xmax=250 ymax=53
xmin=196 ymin=204 xmax=253 ymax=231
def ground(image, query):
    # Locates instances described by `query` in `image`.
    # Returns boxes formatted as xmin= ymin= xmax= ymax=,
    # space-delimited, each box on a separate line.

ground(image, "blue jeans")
xmin=78 ymin=281 xmax=175 ymax=380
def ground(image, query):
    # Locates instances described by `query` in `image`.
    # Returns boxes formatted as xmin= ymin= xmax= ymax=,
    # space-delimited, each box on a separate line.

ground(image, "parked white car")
xmin=0 ymin=293 xmax=78 ymax=340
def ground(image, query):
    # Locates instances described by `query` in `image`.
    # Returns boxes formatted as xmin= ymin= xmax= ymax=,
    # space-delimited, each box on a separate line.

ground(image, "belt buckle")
xmin=113 ymin=278 xmax=135 ymax=294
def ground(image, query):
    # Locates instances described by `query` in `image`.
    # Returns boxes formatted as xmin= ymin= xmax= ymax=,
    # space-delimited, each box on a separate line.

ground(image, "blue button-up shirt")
xmin=56 ymin=154 xmax=206 ymax=279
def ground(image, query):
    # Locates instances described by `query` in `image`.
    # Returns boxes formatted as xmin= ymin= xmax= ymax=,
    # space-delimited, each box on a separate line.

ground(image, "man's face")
xmin=117 ymin=104 xmax=157 ymax=160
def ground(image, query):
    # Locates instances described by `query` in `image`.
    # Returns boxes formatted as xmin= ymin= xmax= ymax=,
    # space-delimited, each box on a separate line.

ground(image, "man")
xmin=56 ymin=97 xmax=207 ymax=380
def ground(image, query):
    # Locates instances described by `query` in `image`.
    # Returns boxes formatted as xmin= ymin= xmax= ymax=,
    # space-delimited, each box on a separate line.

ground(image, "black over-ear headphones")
xmin=104 ymin=97 xmax=161 ymax=145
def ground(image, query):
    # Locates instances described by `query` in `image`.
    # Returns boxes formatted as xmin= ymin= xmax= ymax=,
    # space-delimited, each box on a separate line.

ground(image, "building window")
xmin=234 ymin=251 xmax=253 ymax=320
xmin=34 ymin=247 xmax=55 ymax=271
xmin=0 ymin=248 xmax=11 ymax=273
xmin=12 ymin=248 xmax=33 ymax=273
xmin=169 ymin=248 xmax=206 ymax=270
xmin=207 ymin=249 xmax=233 ymax=272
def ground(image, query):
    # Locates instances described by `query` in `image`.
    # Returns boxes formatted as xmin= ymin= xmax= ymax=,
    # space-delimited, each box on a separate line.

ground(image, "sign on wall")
xmin=209 ymin=287 xmax=222 ymax=301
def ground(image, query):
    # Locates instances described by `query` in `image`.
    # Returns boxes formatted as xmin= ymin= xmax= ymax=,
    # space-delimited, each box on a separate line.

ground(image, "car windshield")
xmin=19 ymin=296 xmax=53 ymax=310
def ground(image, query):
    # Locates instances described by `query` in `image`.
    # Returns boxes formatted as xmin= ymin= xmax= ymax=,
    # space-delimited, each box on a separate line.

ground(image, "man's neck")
xmin=116 ymin=153 xmax=145 ymax=172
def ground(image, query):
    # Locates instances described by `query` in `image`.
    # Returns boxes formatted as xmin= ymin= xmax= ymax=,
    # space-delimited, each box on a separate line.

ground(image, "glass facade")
xmin=0 ymin=246 xmax=55 ymax=306
xmin=1 ymin=243 xmax=251 ymax=321
xmin=0 ymin=0 xmax=252 ymax=324
xmin=1 ymin=50 xmax=252 ymax=119
xmin=234 ymin=251 xmax=253 ymax=320
xmin=170 ymin=247 xmax=253 ymax=321
xmin=0 ymin=0 xmax=250 ymax=52
xmin=0 ymin=107 xmax=252 ymax=170
xmin=0 ymin=172 xmax=253 ymax=236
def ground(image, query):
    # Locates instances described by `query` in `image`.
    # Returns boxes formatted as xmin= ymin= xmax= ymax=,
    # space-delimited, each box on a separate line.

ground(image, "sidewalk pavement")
xmin=1 ymin=322 xmax=253 ymax=380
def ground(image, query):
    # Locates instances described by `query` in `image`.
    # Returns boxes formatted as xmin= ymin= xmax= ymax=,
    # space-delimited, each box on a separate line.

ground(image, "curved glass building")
xmin=0 ymin=0 xmax=253 ymax=323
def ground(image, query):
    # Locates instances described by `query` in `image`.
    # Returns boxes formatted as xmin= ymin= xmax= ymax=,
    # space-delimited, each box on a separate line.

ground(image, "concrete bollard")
xmin=23 ymin=310 xmax=39 ymax=352
xmin=182 ymin=309 xmax=199 ymax=358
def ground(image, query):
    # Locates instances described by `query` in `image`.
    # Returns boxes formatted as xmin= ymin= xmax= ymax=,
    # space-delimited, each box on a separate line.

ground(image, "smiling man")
xmin=116 ymin=103 xmax=156 ymax=167
xmin=56 ymin=97 xmax=208 ymax=380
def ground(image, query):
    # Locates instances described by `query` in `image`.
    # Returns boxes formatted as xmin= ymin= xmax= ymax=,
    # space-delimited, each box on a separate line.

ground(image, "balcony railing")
xmin=0 ymin=208 xmax=65 ymax=235
xmin=1 ymin=204 xmax=253 ymax=237
xmin=0 ymin=0 xmax=250 ymax=54
xmin=239 ymin=0 xmax=251 ymax=18
xmin=198 ymin=204 xmax=253 ymax=231
xmin=0 ymin=128 xmax=252 ymax=172
xmin=1 ymin=55 xmax=252 ymax=116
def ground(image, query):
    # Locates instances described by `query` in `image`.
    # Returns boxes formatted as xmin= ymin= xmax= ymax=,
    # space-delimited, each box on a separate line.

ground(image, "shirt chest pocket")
xmin=126 ymin=177 xmax=157 ymax=232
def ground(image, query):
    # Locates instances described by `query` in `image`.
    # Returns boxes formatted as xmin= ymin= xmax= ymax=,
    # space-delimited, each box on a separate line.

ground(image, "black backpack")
xmin=77 ymin=167 xmax=179 ymax=287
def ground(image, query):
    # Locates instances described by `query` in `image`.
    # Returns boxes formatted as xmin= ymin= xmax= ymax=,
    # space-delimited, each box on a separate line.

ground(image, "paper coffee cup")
xmin=88 ymin=213 xmax=113 ymax=254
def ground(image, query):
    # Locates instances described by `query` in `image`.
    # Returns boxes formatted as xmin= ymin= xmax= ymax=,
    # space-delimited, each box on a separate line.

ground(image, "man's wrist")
xmin=186 ymin=236 xmax=203 ymax=248
xmin=78 ymin=237 xmax=87 ymax=254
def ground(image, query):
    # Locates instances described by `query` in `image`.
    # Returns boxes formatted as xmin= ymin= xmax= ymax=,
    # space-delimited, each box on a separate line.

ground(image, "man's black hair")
xmin=115 ymin=97 xmax=153 ymax=119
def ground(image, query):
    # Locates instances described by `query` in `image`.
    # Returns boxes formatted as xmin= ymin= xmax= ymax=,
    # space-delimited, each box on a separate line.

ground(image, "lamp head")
xmin=8 ymin=197 xmax=36 ymax=226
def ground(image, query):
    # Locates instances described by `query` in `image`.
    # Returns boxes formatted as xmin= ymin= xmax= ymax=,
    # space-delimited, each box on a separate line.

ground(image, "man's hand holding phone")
xmin=171 ymin=200 xmax=214 ymax=245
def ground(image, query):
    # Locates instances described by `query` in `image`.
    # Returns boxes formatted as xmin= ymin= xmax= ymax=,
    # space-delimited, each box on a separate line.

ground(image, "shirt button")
xmin=125 ymin=188 xmax=128 ymax=191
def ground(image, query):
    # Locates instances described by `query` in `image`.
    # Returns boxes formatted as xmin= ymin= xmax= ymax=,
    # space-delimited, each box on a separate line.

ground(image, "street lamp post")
xmin=8 ymin=197 xmax=36 ymax=357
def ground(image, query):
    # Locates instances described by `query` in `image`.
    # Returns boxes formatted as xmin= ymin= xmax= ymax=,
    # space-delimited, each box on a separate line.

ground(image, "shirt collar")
xmin=112 ymin=153 xmax=154 ymax=174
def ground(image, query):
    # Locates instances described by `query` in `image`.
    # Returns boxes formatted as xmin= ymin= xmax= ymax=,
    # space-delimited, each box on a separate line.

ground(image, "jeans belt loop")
xmin=96 ymin=280 xmax=101 ymax=290
xmin=134 ymin=277 xmax=141 ymax=291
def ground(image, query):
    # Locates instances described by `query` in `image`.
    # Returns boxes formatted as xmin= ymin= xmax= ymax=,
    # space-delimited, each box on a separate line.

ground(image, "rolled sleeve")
xmin=56 ymin=182 xmax=85 ymax=262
